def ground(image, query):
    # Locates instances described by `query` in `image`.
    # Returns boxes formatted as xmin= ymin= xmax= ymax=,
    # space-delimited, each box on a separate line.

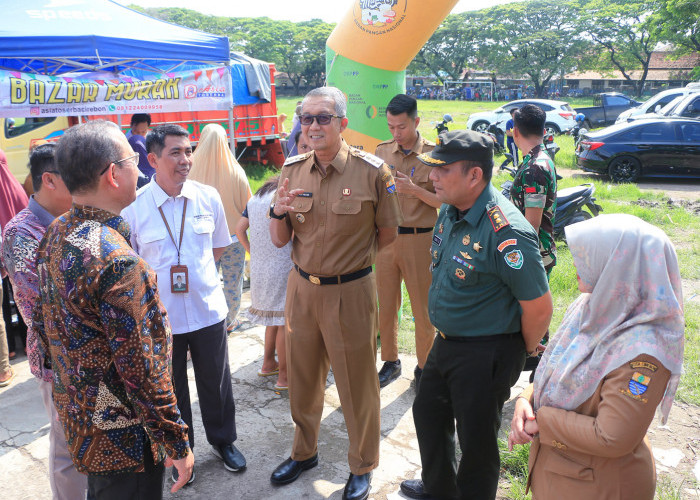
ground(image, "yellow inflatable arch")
xmin=326 ymin=0 xmax=459 ymax=152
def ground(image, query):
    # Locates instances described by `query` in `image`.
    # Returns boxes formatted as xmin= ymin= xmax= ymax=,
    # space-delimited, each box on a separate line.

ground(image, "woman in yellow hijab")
xmin=190 ymin=124 xmax=252 ymax=332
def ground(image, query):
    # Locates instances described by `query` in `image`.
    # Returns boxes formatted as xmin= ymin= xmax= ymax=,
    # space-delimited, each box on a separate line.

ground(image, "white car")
xmin=466 ymin=99 xmax=577 ymax=135
xmin=615 ymin=83 xmax=700 ymax=124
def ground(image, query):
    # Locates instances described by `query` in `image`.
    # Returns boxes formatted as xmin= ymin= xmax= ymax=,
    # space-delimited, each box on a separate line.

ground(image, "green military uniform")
xmin=510 ymin=145 xmax=557 ymax=274
xmin=414 ymin=180 xmax=550 ymax=499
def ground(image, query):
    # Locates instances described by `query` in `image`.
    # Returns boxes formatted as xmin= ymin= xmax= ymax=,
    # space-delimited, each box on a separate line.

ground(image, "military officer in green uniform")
xmin=399 ymin=130 xmax=553 ymax=500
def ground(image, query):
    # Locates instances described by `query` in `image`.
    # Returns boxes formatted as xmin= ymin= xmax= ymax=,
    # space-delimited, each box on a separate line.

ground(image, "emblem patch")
xmin=455 ymin=268 xmax=466 ymax=280
xmin=342 ymin=188 xmax=351 ymax=196
xmin=497 ymin=238 xmax=517 ymax=252
xmin=433 ymin=235 xmax=442 ymax=246
xmin=473 ymin=242 xmax=482 ymax=253
xmin=629 ymin=361 xmax=658 ymax=372
xmin=386 ymin=179 xmax=396 ymax=194
xmin=462 ymin=234 xmax=471 ymax=245
xmin=452 ymin=255 xmax=474 ymax=270
xmin=296 ymin=213 xmax=306 ymax=223
xmin=487 ymin=206 xmax=510 ymax=232
xmin=459 ymin=251 xmax=472 ymax=260
xmin=628 ymin=372 xmax=651 ymax=396
xmin=504 ymin=250 xmax=523 ymax=269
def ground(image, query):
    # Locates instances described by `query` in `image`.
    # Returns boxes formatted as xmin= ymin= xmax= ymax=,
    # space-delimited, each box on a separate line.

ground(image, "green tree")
xmin=578 ymin=0 xmax=660 ymax=97
xmin=647 ymin=0 xmax=700 ymax=77
xmin=478 ymin=1 xmax=587 ymax=97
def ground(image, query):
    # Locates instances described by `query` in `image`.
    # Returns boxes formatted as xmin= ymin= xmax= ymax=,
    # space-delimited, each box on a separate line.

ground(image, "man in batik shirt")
xmin=34 ymin=120 xmax=193 ymax=499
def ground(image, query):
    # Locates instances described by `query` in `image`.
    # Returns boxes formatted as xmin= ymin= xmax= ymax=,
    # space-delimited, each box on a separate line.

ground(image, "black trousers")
xmin=172 ymin=319 xmax=237 ymax=450
xmin=87 ymin=441 xmax=164 ymax=500
xmin=413 ymin=333 xmax=525 ymax=500
xmin=3 ymin=277 xmax=27 ymax=353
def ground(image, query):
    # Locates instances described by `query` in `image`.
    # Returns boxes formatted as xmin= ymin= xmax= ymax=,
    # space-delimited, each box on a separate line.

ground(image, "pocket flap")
xmin=331 ymin=199 xmax=361 ymax=215
xmin=193 ymin=219 xmax=215 ymax=234
xmin=292 ymin=198 xmax=313 ymax=213
xmin=139 ymin=229 xmax=167 ymax=244
xmin=544 ymin=451 xmax=594 ymax=481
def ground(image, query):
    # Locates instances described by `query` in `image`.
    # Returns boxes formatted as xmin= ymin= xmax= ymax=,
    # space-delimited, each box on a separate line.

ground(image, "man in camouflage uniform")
xmin=509 ymin=104 xmax=557 ymax=276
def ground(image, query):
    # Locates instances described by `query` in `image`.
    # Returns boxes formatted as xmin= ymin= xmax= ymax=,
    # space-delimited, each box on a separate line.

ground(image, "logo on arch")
xmin=366 ymin=105 xmax=378 ymax=119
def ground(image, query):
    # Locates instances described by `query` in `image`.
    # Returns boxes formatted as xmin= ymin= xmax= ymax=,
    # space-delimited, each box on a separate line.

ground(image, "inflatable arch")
xmin=326 ymin=0 xmax=459 ymax=152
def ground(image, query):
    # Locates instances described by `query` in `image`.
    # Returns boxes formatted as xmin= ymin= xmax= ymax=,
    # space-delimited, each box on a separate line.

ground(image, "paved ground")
xmin=2 ymin=290 xmax=699 ymax=499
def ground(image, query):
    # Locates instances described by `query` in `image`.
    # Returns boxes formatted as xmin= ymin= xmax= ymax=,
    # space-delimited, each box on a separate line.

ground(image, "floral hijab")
xmin=533 ymin=214 xmax=684 ymax=424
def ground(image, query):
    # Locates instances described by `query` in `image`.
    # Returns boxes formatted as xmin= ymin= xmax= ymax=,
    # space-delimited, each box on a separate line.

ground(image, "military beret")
xmin=417 ymin=130 xmax=493 ymax=167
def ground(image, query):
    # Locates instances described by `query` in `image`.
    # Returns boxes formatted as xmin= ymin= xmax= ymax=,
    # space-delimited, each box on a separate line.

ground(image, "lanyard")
xmin=158 ymin=198 xmax=188 ymax=265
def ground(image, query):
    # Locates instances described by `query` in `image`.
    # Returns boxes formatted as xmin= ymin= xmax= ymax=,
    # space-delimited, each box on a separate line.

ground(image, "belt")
xmin=398 ymin=226 xmax=433 ymax=234
xmin=437 ymin=330 xmax=522 ymax=342
xmin=295 ymin=264 xmax=372 ymax=286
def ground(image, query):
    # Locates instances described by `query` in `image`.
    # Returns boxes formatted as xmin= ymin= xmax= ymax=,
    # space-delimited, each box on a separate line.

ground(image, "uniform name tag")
xmin=433 ymin=235 xmax=442 ymax=246
xmin=297 ymin=192 xmax=313 ymax=198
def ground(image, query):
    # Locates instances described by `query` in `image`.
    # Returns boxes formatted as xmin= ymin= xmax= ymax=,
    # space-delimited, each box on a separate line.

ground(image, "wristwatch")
xmin=269 ymin=204 xmax=286 ymax=220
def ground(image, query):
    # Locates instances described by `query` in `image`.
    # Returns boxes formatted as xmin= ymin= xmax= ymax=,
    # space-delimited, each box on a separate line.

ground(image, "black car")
xmin=576 ymin=118 xmax=700 ymax=182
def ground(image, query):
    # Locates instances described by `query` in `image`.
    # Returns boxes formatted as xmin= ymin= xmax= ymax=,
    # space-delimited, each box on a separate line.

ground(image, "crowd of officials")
xmin=0 ymin=87 xmax=685 ymax=500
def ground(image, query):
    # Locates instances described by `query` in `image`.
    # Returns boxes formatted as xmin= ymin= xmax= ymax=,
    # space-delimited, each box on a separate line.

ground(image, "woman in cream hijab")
xmin=509 ymin=214 xmax=684 ymax=500
xmin=191 ymin=124 xmax=252 ymax=332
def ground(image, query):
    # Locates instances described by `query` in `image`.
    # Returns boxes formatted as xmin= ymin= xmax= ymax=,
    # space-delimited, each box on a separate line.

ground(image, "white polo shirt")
xmin=122 ymin=177 xmax=232 ymax=334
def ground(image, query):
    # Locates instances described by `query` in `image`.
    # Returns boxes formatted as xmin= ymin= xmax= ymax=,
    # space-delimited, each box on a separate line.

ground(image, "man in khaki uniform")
xmin=375 ymin=94 xmax=440 ymax=388
xmin=269 ymin=86 xmax=402 ymax=500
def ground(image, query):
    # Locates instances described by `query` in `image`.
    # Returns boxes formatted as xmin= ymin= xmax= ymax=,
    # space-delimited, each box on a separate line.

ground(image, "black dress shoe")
xmin=270 ymin=454 xmax=319 ymax=485
xmin=343 ymin=472 xmax=371 ymax=500
xmin=414 ymin=365 xmax=423 ymax=387
xmin=171 ymin=465 xmax=195 ymax=485
xmin=400 ymin=479 xmax=434 ymax=499
xmin=378 ymin=359 xmax=401 ymax=388
xmin=212 ymin=444 xmax=246 ymax=472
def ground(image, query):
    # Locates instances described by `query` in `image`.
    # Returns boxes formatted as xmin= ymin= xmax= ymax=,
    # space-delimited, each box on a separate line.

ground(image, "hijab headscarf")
xmin=190 ymin=124 xmax=252 ymax=235
xmin=533 ymin=214 xmax=684 ymax=424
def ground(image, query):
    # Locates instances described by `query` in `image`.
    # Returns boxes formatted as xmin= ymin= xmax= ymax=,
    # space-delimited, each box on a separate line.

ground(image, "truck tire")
xmin=471 ymin=121 xmax=489 ymax=133
xmin=544 ymin=122 xmax=560 ymax=135
xmin=608 ymin=156 xmax=641 ymax=183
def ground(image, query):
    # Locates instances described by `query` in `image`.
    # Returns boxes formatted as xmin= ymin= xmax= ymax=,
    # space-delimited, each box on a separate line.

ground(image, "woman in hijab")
xmin=190 ymin=124 xmax=252 ymax=333
xmin=508 ymin=213 xmax=684 ymax=500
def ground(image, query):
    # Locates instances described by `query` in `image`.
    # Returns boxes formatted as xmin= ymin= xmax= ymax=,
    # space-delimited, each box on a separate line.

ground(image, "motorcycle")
xmin=569 ymin=113 xmax=588 ymax=150
xmin=499 ymin=164 xmax=603 ymax=238
xmin=434 ymin=114 xmax=453 ymax=136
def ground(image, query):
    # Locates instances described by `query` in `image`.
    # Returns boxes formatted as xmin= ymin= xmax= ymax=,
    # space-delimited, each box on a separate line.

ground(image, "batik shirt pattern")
xmin=510 ymin=145 xmax=557 ymax=273
xmin=2 ymin=200 xmax=54 ymax=381
xmin=34 ymin=205 xmax=189 ymax=475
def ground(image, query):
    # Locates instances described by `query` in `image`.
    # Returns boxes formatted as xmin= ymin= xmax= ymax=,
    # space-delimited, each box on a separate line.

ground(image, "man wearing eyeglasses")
xmin=269 ymin=86 xmax=402 ymax=500
xmin=2 ymin=143 xmax=85 ymax=499
xmin=33 ymin=120 xmax=193 ymax=498
xmin=121 ymin=124 xmax=246 ymax=486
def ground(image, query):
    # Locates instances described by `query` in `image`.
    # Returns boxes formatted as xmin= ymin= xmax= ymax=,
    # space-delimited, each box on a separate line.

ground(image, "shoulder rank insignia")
xmin=283 ymin=151 xmax=313 ymax=167
xmin=350 ymin=148 xmax=384 ymax=168
xmin=487 ymin=205 xmax=510 ymax=232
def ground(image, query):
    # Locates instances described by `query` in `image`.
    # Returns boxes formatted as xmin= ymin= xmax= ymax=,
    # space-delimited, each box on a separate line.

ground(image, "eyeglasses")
xmin=99 ymin=153 xmax=139 ymax=176
xmin=300 ymin=114 xmax=343 ymax=126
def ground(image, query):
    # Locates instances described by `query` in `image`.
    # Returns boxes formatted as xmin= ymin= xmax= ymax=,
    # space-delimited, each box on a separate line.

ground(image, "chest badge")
xmin=342 ymin=188 xmax=351 ymax=196
xmin=473 ymin=242 xmax=483 ymax=253
xmin=459 ymin=251 xmax=472 ymax=260
xmin=439 ymin=223 xmax=444 ymax=234
xmin=433 ymin=250 xmax=438 ymax=259
xmin=462 ymin=234 xmax=471 ymax=246
xmin=296 ymin=213 xmax=306 ymax=223
xmin=455 ymin=268 xmax=466 ymax=280
xmin=433 ymin=235 xmax=442 ymax=246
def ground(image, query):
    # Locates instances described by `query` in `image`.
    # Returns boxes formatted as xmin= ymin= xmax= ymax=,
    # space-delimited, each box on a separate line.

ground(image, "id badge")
xmin=170 ymin=265 xmax=189 ymax=293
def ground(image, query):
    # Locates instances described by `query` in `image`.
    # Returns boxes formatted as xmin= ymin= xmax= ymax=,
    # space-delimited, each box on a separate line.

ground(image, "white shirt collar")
xmin=150 ymin=175 xmax=197 ymax=208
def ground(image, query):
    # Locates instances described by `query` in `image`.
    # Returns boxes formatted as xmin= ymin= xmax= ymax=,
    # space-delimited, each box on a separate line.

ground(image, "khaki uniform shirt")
xmin=375 ymin=133 xmax=437 ymax=228
xmin=521 ymin=354 xmax=670 ymax=500
xmin=278 ymin=141 xmax=402 ymax=276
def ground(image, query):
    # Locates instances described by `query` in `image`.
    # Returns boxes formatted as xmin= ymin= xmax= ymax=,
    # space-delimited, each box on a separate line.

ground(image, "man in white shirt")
xmin=122 ymin=124 xmax=246 ymax=485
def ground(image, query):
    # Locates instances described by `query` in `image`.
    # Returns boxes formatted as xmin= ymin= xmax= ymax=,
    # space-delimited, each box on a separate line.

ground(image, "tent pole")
xmin=228 ymin=108 xmax=235 ymax=154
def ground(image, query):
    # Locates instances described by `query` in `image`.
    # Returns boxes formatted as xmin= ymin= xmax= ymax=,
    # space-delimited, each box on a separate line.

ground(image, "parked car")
xmin=575 ymin=118 xmax=700 ymax=182
xmin=622 ymin=92 xmax=700 ymax=123
xmin=466 ymin=99 xmax=576 ymax=135
xmin=615 ymin=83 xmax=700 ymax=123
xmin=574 ymin=92 xmax=641 ymax=128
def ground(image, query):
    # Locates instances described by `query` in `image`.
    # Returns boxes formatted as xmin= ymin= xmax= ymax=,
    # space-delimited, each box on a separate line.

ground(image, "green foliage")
xmin=647 ymin=0 xmax=700 ymax=78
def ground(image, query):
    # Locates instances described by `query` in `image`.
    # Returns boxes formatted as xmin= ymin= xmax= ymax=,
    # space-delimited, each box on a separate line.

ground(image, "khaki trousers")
xmin=285 ymin=270 xmax=380 ymax=475
xmin=376 ymin=232 xmax=435 ymax=368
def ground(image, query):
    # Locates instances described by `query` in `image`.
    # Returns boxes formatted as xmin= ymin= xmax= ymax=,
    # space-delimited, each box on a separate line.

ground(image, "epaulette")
xmin=487 ymin=205 xmax=510 ymax=232
xmin=349 ymin=148 xmax=384 ymax=168
xmin=283 ymin=151 xmax=313 ymax=167
xmin=375 ymin=139 xmax=394 ymax=148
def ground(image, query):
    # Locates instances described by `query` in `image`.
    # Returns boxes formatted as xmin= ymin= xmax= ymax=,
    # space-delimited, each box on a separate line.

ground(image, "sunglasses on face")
xmin=300 ymin=114 xmax=343 ymax=126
